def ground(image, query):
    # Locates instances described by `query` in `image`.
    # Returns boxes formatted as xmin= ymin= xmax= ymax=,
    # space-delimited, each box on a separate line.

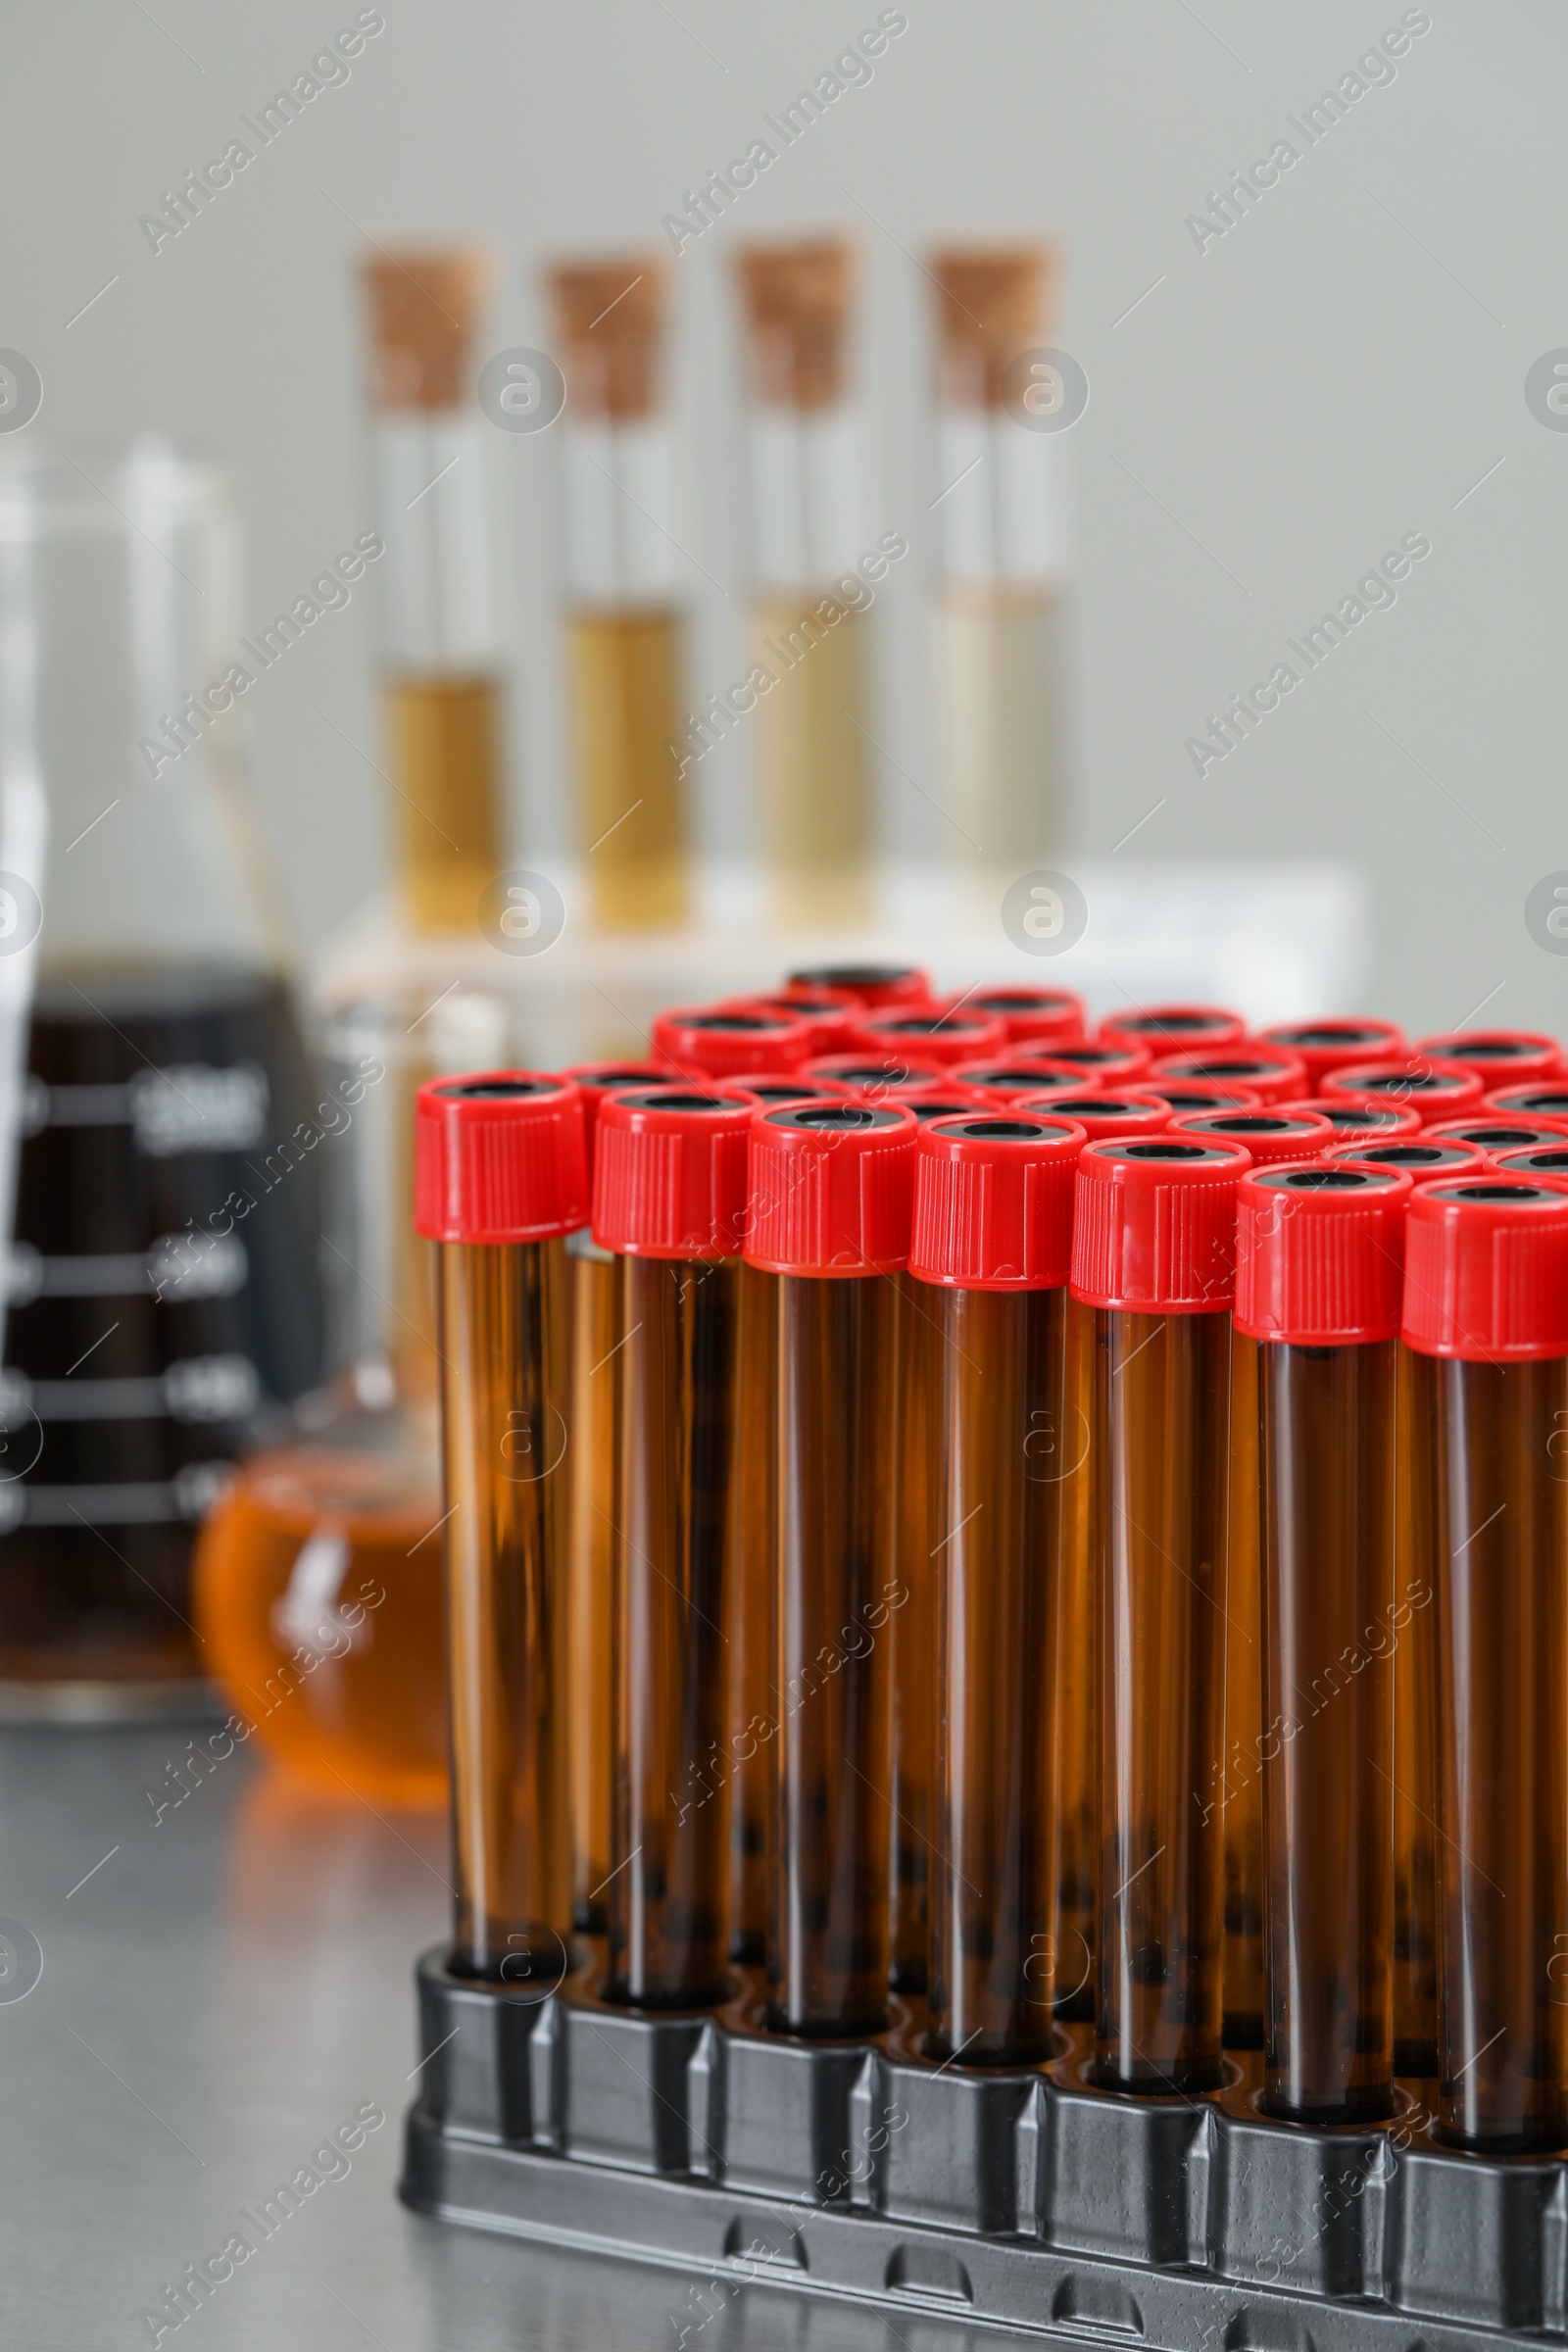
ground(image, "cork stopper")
xmin=362 ymin=248 xmax=489 ymax=411
xmin=549 ymin=255 xmax=665 ymax=419
xmin=930 ymin=243 xmax=1054 ymax=408
xmin=736 ymin=239 xmax=854 ymax=411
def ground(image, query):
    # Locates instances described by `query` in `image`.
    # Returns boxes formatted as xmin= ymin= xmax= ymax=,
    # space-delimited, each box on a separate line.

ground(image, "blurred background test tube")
xmin=361 ymin=249 xmax=505 ymax=936
xmin=929 ymin=244 xmax=1068 ymax=914
xmin=550 ymin=255 xmax=688 ymax=932
xmin=735 ymin=238 xmax=871 ymax=929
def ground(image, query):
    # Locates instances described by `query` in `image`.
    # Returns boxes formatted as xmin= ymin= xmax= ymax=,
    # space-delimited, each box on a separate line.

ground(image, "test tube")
xmin=1402 ymin=1178 xmax=1568 ymax=2148
xmin=561 ymin=1061 xmax=681 ymax=1931
xmin=1236 ymin=1163 xmax=1409 ymax=2121
xmin=736 ymin=239 xmax=871 ymax=928
xmin=1259 ymin=1019 xmax=1404 ymax=1093
xmin=1414 ymin=1029 xmax=1563 ymax=1085
xmin=1320 ymin=1057 xmax=1484 ymax=1124
xmin=653 ymin=1004 xmax=814 ymax=1081
xmin=1071 ymin=1136 xmax=1251 ymax=2092
xmin=1169 ymin=1107 xmax=1335 ymax=2047
xmin=361 ymin=250 xmax=504 ymax=933
xmin=1150 ymin=1047 xmax=1307 ymax=1105
xmin=909 ymin=1111 xmax=1084 ymax=2059
xmin=746 ymin=1101 xmax=916 ymax=2034
xmin=929 ymin=245 xmax=1068 ymax=906
xmin=1098 ymin=1004 xmax=1248 ymax=1056
xmin=967 ymin=985 xmax=1085 ymax=1053
xmin=550 ymin=255 xmax=687 ymax=930
xmin=415 ymin=1076 xmax=586 ymax=1981
xmin=593 ymin=1089 xmax=754 ymax=2005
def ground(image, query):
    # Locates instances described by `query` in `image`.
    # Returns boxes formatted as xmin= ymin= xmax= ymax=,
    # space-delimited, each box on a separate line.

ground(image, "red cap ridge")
xmin=654 ymin=1004 xmax=813 ymax=1078
xmin=1016 ymin=1090 xmax=1170 ymax=1142
xmin=966 ymin=985 xmax=1085 ymax=1051
xmin=745 ymin=1101 xmax=916 ymax=1277
xmin=1070 ymin=1137 xmax=1252 ymax=1313
xmin=563 ymin=1060 xmax=679 ymax=1184
xmin=1150 ymin=1046 xmax=1306 ymax=1105
xmin=1169 ymin=1106 xmax=1335 ymax=1165
xmin=1402 ymin=1179 xmax=1568 ymax=1360
xmin=907 ymin=1112 xmax=1085 ymax=1291
xmin=1234 ymin=1163 xmax=1410 ymax=1345
xmin=1414 ymin=1029 xmax=1564 ymax=1084
xmin=593 ymin=1088 xmax=757 ymax=1260
xmin=1099 ymin=1003 xmax=1248 ymax=1055
xmin=415 ymin=1074 xmax=588 ymax=1245
xmin=1259 ymin=1018 xmax=1404 ymax=1093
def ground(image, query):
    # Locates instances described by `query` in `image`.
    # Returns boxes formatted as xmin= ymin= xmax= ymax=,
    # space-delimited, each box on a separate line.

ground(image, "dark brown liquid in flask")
xmin=0 ymin=966 xmax=323 ymax=1690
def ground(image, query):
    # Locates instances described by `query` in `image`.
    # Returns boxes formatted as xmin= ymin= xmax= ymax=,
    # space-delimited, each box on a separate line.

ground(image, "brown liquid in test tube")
xmin=1236 ymin=1163 xmax=1409 ymax=2121
xmin=561 ymin=1065 xmax=681 ymax=1932
xmin=551 ymin=257 xmax=687 ymax=931
xmin=594 ymin=1090 xmax=754 ymax=2006
xmin=910 ymin=1112 xmax=1083 ymax=2060
xmin=1402 ymin=1179 xmax=1568 ymax=2150
xmin=746 ymin=1102 xmax=916 ymax=2036
xmin=415 ymin=1077 xmax=584 ymax=1984
xmin=1071 ymin=1137 xmax=1252 ymax=2093
xmin=362 ymin=251 xmax=504 ymax=934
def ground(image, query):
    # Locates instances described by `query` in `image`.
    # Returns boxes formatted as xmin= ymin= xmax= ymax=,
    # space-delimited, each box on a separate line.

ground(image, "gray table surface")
xmin=0 ymin=1721 xmax=994 ymax=2350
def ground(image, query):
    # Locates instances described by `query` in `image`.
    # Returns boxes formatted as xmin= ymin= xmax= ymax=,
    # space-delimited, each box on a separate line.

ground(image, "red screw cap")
xmin=1015 ymin=1090 xmax=1170 ymax=1143
xmin=806 ymin=1052 xmax=952 ymax=1098
xmin=951 ymin=1057 xmax=1092 ymax=1102
xmin=563 ymin=1060 xmax=680 ymax=1184
xmin=1414 ymin=1029 xmax=1564 ymax=1085
xmin=1140 ymin=1077 xmax=1262 ymax=1114
xmin=1169 ymin=1106 xmax=1334 ymax=1166
xmin=1258 ymin=1018 xmax=1404 ymax=1093
xmin=1320 ymin=1056 xmax=1484 ymax=1123
xmin=1099 ymin=1003 xmax=1248 ymax=1055
xmin=745 ymin=1101 xmax=917 ymax=1277
xmin=1402 ymin=1178 xmax=1568 ymax=1361
xmin=1235 ymin=1163 xmax=1410 ymax=1345
xmin=1491 ymin=1146 xmax=1568 ymax=1183
xmin=1283 ymin=1096 xmax=1423 ymax=1141
xmin=1150 ymin=1046 xmax=1306 ymax=1105
xmin=1070 ymin=1137 xmax=1252 ymax=1313
xmin=852 ymin=1007 xmax=1007 ymax=1067
xmin=1427 ymin=1113 xmax=1568 ymax=1156
xmin=1322 ymin=1136 xmax=1490 ymax=1186
xmin=727 ymin=1071 xmax=851 ymax=1107
xmin=966 ymin=985 xmax=1085 ymax=1051
xmin=1483 ymin=1083 xmax=1568 ymax=1122
xmin=724 ymin=989 xmax=856 ymax=1055
xmin=908 ymin=1113 xmax=1086 ymax=1291
xmin=654 ymin=1003 xmax=814 ymax=1078
xmin=906 ymin=1091 xmax=1000 ymax=1122
xmin=785 ymin=962 xmax=929 ymax=1009
xmin=593 ymin=1088 xmax=758 ymax=1261
xmin=1025 ymin=1042 xmax=1152 ymax=1086
xmin=415 ymin=1074 xmax=588 ymax=1245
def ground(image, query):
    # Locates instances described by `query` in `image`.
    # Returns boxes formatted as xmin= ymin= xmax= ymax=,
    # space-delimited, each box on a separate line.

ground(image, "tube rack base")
xmin=401 ymin=1950 xmax=1568 ymax=2348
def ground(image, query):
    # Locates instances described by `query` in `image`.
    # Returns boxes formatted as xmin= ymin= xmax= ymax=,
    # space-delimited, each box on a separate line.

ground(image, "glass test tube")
xmin=1237 ymin=1163 xmax=1408 ymax=2121
xmin=415 ymin=1076 xmax=585 ymax=1981
xmin=362 ymin=250 xmax=505 ymax=934
xmin=911 ymin=1111 xmax=1082 ymax=2061
xmin=745 ymin=1101 xmax=915 ymax=2036
xmin=929 ymin=246 xmax=1068 ymax=906
xmin=594 ymin=1089 xmax=753 ymax=2005
xmin=1072 ymin=1137 xmax=1251 ymax=2093
xmin=736 ymin=240 xmax=871 ymax=929
xmin=1403 ymin=1179 xmax=1568 ymax=2150
xmin=561 ymin=1062 xmax=680 ymax=1933
xmin=551 ymin=256 xmax=687 ymax=931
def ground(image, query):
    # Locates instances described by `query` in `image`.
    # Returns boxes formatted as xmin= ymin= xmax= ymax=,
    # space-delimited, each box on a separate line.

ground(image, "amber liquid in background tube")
xmin=1097 ymin=1308 xmax=1230 ymax=2093
xmin=928 ymin=1286 xmax=1064 ymax=2062
xmin=1052 ymin=1294 xmax=1098 ymax=2020
xmin=438 ymin=1238 xmax=572 ymax=1981
xmin=564 ymin=607 xmax=686 ymax=931
xmin=1222 ymin=1328 xmax=1265 ymax=2048
xmin=386 ymin=673 xmax=503 ymax=935
xmin=607 ymin=1256 xmax=738 ymax=2007
xmin=890 ymin=1269 xmax=938 ymax=1994
xmin=728 ymin=1263 xmax=778 ymax=1964
xmin=567 ymin=1238 xmax=617 ymax=1933
xmin=1258 ymin=1340 xmax=1396 ymax=2122
xmin=770 ymin=1273 xmax=900 ymax=2036
xmin=751 ymin=593 xmax=870 ymax=930
xmin=1394 ymin=1342 xmax=1440 ymax=2076
xmin=1432 ymin=1356 xmax=1568 ymax=2150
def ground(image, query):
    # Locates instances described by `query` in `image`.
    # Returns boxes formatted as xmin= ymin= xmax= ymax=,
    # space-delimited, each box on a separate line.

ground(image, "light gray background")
xmin=6 ymin=0 xmax=1565 ymax=1033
